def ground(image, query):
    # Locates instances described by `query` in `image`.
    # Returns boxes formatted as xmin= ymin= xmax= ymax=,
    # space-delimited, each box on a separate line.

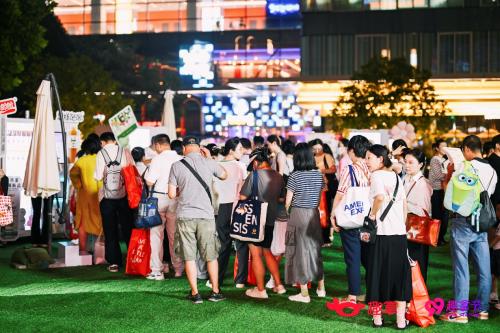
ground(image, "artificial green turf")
xmin=0 ymin=237 xmax=498 ymax=333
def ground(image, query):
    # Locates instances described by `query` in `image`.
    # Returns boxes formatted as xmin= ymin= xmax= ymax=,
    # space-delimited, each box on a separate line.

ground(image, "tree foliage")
xmin=328 ymin=57 xmax=450 ymax=133
xmin=0 ymin=0 xmax=55 ymax=94
xmin=8 ymin=13 xmax=133 ymax=135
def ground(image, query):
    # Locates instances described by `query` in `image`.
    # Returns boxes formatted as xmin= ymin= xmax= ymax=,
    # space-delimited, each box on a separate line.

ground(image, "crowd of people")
xmin=66 ymin=130 xmax=500 ymax=328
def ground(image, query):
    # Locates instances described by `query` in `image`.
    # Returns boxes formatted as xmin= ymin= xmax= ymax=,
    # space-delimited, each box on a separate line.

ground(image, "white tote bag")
xmin=334 ymin=165 xmax=370 ymax=229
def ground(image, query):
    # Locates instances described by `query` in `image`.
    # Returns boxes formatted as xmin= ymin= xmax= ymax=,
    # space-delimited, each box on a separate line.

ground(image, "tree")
xmin=8 ymin=13 xmax=133 ymax=135
xmin=328 ymin=57 xmax=451 ymax=137
xmin=0 ymin=0 xmax=55 ymax=94
xmin=18 ymin=54 xmax=134 ymax=136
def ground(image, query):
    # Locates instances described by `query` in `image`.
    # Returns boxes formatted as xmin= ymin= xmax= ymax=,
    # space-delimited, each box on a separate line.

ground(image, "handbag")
xmin=0 ymin=186 xmax=13 ymax=227
xmin=230 ymin=171 xmax=268 ymax=242
xmin=135 ymin=186 xmax=162 ymax=229
xmin=406 ymin=255 xmax=436 ymax=328
xmin=335 ymin=165 xmax=370 ymax=229
xmin=360 ymin=172 xmax=400 ymax=244
xmin=125 ymin=228 xmax=151 ymax=276
xmin=122 ymin=151 xmax=144 ymax=209
xmin=319 ymin=190 xmax=329 ymax=228
xmin=406 ymin=211 xmax=441 ymax=247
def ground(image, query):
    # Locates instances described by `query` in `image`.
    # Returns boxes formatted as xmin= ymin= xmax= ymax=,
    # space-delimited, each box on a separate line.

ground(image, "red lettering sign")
xmin=0 ymin=97 xmax=17 ymax=116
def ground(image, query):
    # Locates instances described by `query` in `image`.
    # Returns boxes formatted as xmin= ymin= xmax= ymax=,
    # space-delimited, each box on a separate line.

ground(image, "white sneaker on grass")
xmin=235 ymin=283 xmax=245 ymax=289
xmin=316 ymin=289 xmax=326 ymax=298
xmin=273 ymin=285 xmax=287 ymax=294
xmin=265 ymin=277 xmax=275 ymax=289
xmin=246 ymin=287 xmax=269 ymax=299
xmin=206 ymin=280 xmax=212 ymax=288
xmin=288 ymin=293 xmax=311 ymax=303
xmin=146 ymin=272 xmax=165 ymax=281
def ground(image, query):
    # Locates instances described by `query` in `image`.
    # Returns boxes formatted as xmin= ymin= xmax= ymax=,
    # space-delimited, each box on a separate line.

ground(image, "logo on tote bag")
xmin=344 ymin=201 xmax=365 ymax=216
xmin=233 ymin=203 xmax=260 ymax=235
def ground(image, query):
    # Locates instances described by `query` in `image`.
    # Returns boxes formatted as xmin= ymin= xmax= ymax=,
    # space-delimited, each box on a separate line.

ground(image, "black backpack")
xmin=472 ymin=164 xmax=497 ymax=233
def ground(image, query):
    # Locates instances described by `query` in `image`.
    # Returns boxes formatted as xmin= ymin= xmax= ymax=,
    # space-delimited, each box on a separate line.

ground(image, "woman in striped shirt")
xmin=285 ymin=143 xmax=326 ymax=303
xmin=331 ymin=135 xmax=372 ymax=303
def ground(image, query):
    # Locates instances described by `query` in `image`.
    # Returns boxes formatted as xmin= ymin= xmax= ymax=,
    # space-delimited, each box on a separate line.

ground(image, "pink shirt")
xmin=404 ymin=172 xmax=432 ymax=216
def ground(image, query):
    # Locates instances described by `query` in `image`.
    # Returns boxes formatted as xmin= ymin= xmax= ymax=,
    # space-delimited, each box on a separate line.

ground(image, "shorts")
xmin=248 ymin=225 xmax=274 ymax=249
xmin=174 ymin=218 xmax=221 ymax=262
xmin=491 ymin=248 xmax=500 ymax=277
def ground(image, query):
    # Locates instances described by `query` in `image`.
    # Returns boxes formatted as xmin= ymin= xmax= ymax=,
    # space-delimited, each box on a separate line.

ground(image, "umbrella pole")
xmin=46 ymin=74 xmax=69 ymax=254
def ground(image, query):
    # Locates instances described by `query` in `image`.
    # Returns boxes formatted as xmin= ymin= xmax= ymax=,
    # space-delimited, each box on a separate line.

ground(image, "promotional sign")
xmin=109 ymin=105 xmax=138 ymax=147
xmin=0 ymin=97 xmax=17 ymax=116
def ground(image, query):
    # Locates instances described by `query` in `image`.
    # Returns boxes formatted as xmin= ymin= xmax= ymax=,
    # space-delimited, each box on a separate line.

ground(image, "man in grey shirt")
xmin=168 ymin=136 xmax=227 ymax=303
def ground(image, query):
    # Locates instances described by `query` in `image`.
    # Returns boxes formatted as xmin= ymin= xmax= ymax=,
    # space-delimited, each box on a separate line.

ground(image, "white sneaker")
xmin=146 ymin=272 xmax=165 ymax=281
xmin=206 ymin=280 xmax=212 ymax=288
xmin=235 ymin=283 xmax=245 ymax=289
xmin=265 ymin=277 xmax=275 ymax=289
xmin=316 ymin=289 xmax=326 ymax=298
xmin=273 ymin=285 xmax=287 ymax=295
xmin=245 ymin=287 xmax=269 ymax=299
xmin=288 ymin=293 xmax=311 ymax=303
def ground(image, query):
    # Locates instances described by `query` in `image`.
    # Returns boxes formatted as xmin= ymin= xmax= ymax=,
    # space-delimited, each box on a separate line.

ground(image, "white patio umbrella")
xmin=161 ymin=90 xmax=177 ymax=140
xmin=23 ymin=79 xmax=61 ymax=198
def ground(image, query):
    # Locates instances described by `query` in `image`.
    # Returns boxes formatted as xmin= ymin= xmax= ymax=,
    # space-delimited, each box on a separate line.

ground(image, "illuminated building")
xmin=299 ymin=1 xmax=500 ymax=124
xmin=53 ymin=1 xmax=500 ymax=135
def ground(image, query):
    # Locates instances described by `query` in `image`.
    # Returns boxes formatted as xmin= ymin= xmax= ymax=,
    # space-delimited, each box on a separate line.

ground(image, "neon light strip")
xmin=213 ymin=48 xmax=300 ymax=61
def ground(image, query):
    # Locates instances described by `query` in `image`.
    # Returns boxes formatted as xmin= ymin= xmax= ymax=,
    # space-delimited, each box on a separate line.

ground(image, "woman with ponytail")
xmin=213 ymin=137 xmax=246 ymax=286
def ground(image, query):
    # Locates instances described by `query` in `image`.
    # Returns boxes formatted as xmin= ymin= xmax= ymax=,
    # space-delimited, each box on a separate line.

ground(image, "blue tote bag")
xmin=135 ymin=185 xmax=162 ymax=229
xmin=230 ymin=171 xmax=268 ymax=242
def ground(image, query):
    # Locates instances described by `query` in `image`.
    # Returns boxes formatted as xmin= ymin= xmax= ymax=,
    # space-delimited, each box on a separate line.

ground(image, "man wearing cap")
xmin=168 ymin=136 xmax=228 ymax=303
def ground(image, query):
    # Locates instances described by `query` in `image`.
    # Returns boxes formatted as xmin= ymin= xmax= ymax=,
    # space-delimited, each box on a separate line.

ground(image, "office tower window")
xmin=438 ymin=32 xmax=472 ymax=74
xmin=430 ymin=0 xmax=447 ymax=7
xmin=421 ymin=33 xmax=437 ymax=73
xmin=340 ymin=35 xmax=355 ymax=75
xmin=455 ymin=33 xmax=471 ymax=73
xmin=355 ymin=35 xmax=389 ymax=69
xmin=474 ymin=32 xmax=488 ymax=73
xmin=490 ymin=31 xmax=500 ymax=72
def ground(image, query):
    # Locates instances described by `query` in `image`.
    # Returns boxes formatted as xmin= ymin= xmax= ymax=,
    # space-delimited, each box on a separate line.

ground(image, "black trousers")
xmin=216 ymin=203 xmax=233 ymax=285
xmin=235 ymin=240 xmax=249 ymax=284
xmin=31 ymin=196 xmax=53 ymax=245
xmin=100 ymin=198 xmax=133 ymax=266
xmin=408 ymin=241 xmax=429 ymax=282
xmin=431 ymin=189 xmax=448 ymax=242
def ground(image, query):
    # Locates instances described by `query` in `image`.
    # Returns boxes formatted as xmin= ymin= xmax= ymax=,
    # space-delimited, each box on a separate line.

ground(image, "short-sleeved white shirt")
xmin=145 ymin=150 xmax=182 ymax=195
xmin=214 ymin=160 xmax=244 ymax=204
xmin=370 ymin=170 xmax=407 ymax=236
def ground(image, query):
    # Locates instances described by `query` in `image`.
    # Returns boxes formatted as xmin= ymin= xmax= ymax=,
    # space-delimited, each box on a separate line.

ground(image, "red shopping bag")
xmin=406 ymin=259 xmax=435 ymax=327
xmin=234 ymin=253 xmax=256 ymax=286
xmin=126 ymin=229 xmax=151 ymax=276
xmin=406 ymin=211 xmax=441 ymax=247
xmin=319 ymin=190 xmax=329 ymax=228
xmin=122 ymin=164 xmax=143 ymax=209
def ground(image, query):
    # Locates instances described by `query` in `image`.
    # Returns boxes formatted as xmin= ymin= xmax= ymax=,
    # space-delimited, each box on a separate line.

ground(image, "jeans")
xmin=100 ymin=198 xmax=133 ymax=266
xmin=31 ymin=196 xmax=53 ymax=245
xmin=340 ymin=228 xmax=368 ymax=296
xmin=216 ymin=203 xmax=233 ymax=284
xmin=450 ymin=217 xmax=491 ymax=313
